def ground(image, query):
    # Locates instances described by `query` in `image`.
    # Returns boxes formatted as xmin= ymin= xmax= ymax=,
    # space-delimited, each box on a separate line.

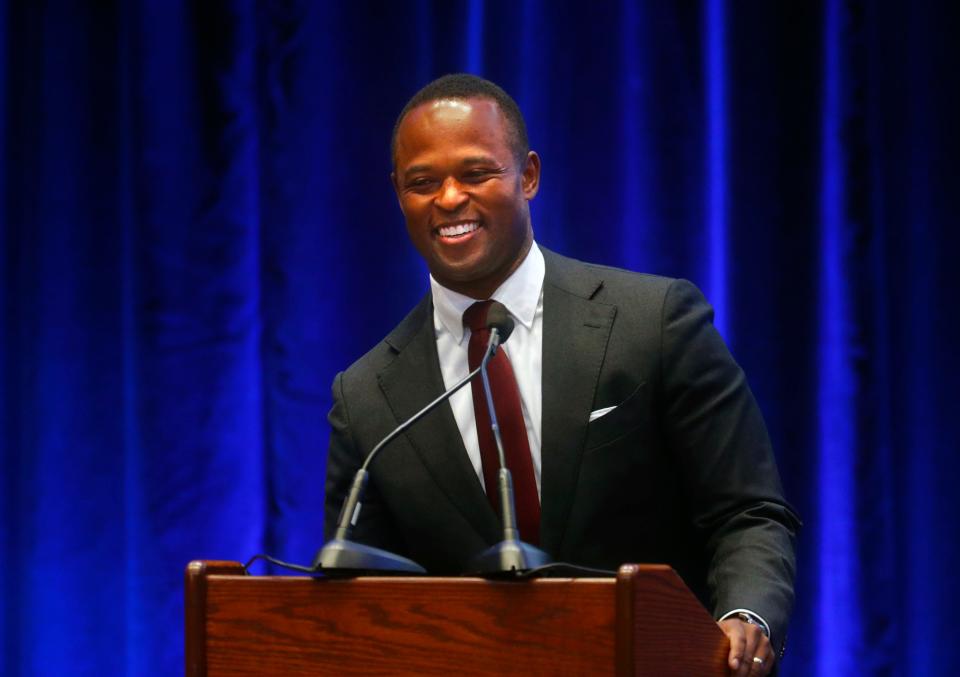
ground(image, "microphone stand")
xmin=468 ymin=331 xmax=552 ymax=575
xmin=313 ymin=334 xmax=499 ymax=575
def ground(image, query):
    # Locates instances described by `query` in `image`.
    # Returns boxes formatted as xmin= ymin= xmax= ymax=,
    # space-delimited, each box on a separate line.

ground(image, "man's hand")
xmin=718 ymin=618 xmax=774 ymax=676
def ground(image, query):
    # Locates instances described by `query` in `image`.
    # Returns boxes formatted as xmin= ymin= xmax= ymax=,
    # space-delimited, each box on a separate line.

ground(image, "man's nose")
xmin=435 ymin=177 xmax=468 ymax=211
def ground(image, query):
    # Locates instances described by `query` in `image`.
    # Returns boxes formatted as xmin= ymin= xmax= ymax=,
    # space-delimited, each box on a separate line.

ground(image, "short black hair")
xmin=391 ymin=73 xmax=530 ymax=167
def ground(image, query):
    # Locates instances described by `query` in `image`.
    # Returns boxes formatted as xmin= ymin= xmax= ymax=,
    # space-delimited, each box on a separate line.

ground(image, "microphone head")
xmin=486 ymin=302 xmax=515 ymax=344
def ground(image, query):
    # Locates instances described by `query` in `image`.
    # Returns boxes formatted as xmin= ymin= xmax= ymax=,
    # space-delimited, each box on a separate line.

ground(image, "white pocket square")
xmin=589 ymin=405 xmax=617 ymax=422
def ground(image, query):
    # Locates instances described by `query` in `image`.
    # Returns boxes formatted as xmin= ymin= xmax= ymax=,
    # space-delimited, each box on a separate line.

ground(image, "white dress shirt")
xmin=430 ymin=242 xmax=545 ymax=497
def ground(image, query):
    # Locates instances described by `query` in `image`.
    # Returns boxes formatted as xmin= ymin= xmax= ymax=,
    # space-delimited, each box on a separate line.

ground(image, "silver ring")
xmin=752 ymin=656 xmax=764 ymax=665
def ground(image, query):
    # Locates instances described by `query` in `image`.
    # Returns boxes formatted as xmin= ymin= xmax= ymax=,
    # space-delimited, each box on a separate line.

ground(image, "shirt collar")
xmin=431 ymin=241 xmax=545 ymax=344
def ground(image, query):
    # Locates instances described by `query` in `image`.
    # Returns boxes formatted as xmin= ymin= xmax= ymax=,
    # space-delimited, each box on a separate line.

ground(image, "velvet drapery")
xmin=2 ymin=2 xmax=957 ymax=674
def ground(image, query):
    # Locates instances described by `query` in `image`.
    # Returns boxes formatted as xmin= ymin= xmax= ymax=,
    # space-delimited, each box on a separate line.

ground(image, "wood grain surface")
xmin=617 ymin=564 xmax=728 ymax=676
xmin=186 ymin=562 xmax=728 ymax=676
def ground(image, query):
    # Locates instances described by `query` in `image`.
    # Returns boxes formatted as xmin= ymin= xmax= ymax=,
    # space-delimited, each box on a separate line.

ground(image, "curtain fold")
xmin=2 ymin=1 xmax=957 ymax=674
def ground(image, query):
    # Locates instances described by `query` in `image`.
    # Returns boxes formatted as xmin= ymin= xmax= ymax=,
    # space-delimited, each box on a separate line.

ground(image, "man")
xmin=324 ymin=74 xmax=799 ymax=676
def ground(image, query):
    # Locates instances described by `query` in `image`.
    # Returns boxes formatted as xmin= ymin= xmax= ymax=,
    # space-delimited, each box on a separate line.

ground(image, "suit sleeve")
xmin=659 ymin=279 xmax=800 ymax=654
xmin=324 ymin=371 xmax=405 ymax=553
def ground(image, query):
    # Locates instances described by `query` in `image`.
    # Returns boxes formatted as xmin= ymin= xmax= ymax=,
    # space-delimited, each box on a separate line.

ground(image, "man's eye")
xmin=407 ymin=178 xmax=436 ymax=190
xmin=463 ymin=170 xmax=493 ymax=182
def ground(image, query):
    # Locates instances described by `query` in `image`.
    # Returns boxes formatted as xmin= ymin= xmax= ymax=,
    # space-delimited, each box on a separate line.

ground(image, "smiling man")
xmin=324 ymin=74 xmax=799 ymax=676
xmin=391 ymin=94 xmax=539 ymax=300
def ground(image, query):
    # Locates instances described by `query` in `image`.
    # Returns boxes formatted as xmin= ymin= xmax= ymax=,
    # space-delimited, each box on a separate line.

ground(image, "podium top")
xmin=185 ymin=561 xmax=727 ymax=676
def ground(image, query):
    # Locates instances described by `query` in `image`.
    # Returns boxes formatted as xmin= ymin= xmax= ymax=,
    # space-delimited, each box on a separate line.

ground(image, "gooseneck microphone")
xmin=469 ymin=303 xmax=552 ymax=576
xmin=313 ymin=312 xmax=511 ymax=575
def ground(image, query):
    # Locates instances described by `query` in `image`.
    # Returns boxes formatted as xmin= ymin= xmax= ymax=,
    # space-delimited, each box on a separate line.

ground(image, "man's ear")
xmin=521 ymin=151 xmax=541 ymax=200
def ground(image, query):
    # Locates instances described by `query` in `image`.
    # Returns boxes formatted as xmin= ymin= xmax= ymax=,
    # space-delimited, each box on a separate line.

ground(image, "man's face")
xmin=392 ymin=97 xmax=540 ymax=299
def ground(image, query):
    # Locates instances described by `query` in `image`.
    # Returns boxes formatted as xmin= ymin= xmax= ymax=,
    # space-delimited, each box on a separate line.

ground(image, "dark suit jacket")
xmin=324 ymin=247 xmax=799 ymax=651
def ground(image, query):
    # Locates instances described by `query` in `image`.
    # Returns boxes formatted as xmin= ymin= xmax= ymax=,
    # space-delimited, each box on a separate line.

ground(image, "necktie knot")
xmin=463 ymin=300 xmax=493 ymax=333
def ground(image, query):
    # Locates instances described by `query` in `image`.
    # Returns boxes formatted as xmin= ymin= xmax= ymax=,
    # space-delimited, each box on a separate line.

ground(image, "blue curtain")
xmin=2 ymin=1 xmax=957 ymax=674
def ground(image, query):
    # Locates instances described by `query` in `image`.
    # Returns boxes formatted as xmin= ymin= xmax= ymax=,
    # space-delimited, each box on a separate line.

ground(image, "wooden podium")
xmin=185 ymin=560 xmax=728 ymax=676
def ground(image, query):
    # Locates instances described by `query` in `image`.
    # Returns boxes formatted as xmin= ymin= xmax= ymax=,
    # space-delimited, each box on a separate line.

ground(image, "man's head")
xmin=391 ymin=74 xmax=540 ymax=300
xmin=391 ymin=74 xmax=530 ymax=169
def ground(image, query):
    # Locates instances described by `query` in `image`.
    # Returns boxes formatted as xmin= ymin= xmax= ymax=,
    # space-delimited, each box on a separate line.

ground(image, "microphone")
xmin=469 ymin=302 xmax=552 ymax=576
xmin=485 ymin=302 xmax=515 ymax=344
xmin=313 ymin=314 xmax=508 ymax=575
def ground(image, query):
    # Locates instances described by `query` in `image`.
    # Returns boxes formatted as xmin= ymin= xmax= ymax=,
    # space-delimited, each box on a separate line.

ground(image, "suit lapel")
xmin=377 ymin=296 xmax=501 ymax=544
xmin=539 ymin=250 xmax=617 ymax=558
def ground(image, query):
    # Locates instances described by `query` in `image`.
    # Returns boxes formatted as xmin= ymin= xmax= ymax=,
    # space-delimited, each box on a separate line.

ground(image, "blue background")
xmin=2 ymin=1 xmax=958 ymax=674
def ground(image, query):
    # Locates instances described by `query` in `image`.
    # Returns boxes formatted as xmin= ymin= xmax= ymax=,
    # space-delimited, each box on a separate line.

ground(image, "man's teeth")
xmin=438 ymin=222 xmax=479 ymax=238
